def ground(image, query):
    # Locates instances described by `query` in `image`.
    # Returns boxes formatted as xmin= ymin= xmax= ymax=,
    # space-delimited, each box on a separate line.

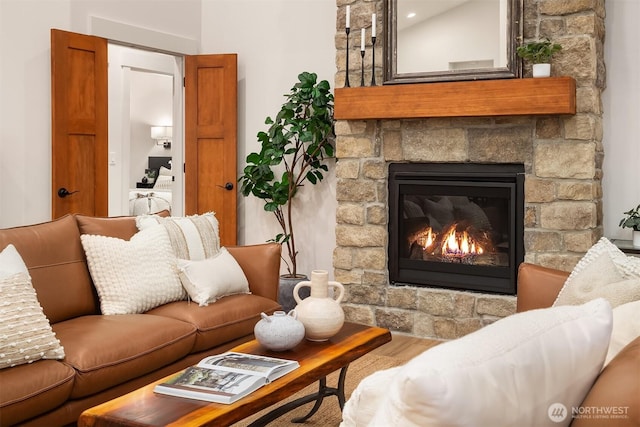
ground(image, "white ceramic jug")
xmin=254 ymin=310 xmax=305 ymax=351
xmin=293 ymin=270 xmax=345 ymax=341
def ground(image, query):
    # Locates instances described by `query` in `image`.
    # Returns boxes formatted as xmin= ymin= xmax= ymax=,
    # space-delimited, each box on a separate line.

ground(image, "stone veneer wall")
xmin=333 ymin=0 xmax=606 ymax=339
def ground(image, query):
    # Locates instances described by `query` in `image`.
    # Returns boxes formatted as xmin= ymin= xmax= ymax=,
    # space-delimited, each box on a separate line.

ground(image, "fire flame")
xmin=418 ymin=228 xmax=436 ymax=250
xmin=441 ymin=227 xmax=484 ymax=256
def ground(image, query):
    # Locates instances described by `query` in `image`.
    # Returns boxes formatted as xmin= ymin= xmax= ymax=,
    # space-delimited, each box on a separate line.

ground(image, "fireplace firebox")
xmin=388 ymin=163 xmax=524 ymax=294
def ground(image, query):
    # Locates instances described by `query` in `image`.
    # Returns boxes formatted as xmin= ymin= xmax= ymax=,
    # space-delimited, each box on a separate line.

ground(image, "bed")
xmin=128 ymin=156 xmax=174 ymax=215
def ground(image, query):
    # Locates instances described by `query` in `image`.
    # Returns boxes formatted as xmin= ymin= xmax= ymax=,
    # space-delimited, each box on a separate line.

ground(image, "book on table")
xmin=153 ymin=352 xmax=300 ymax=404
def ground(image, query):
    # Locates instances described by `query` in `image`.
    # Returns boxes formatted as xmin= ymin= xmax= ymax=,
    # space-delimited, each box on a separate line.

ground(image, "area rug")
xmin=232 ymin=353 xmax=406 ymax=426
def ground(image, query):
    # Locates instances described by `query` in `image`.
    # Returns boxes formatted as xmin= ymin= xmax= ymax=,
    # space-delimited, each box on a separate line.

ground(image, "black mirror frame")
xmin=383 ymin=0 xmax=523 ymax=84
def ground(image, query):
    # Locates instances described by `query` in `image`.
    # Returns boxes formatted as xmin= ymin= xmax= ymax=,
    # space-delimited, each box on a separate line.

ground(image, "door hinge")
xmin=183 ymin=163 xmax=186 ymax=173
xmin=183 ymin=77 xmax=186 ymax=87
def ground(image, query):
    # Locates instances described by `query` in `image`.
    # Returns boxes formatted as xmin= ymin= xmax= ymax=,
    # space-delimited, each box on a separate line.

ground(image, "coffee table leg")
xmin=247 ymin=364 xmax=350 ymax=426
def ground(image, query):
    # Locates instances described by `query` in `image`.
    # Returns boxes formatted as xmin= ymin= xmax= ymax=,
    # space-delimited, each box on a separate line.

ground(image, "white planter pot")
xmin=532 ymin=63 xmax=551 ymax=78
xmin=633 ymin=230 xmax=640 ymax=248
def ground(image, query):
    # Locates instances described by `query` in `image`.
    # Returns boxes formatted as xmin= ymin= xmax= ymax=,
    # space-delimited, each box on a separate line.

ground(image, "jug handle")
xmin=293 ymin=281 xmax=311 ymax=304
xmin=260 ymin=312 xmax=270 ymax=322
xmin=329 ymin=281 xmax=345 ymax=304
xmin=287 ymin=309 xmax=297 ymax=319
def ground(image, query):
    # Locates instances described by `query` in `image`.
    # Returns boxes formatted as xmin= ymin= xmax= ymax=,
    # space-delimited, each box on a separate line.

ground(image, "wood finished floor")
xmin=371 ymin=333 xmax=442 ymax=361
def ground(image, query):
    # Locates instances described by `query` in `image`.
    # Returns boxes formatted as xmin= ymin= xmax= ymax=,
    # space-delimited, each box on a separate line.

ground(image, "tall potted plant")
xmin=239 ymin=72 xmax=335 ymax=309
xmin=516 ymin=38 xmax=562 ymax=78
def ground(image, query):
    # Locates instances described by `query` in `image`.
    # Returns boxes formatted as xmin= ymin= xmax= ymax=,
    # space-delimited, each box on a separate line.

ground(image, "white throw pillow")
xmin=0 ymin=272 xmax=65 ymax=369
xmin=364 ymin=299 xmax=612 ymax=427
xmin=177 ymin=247 xmax=250 ymax=306
xmin=153 ymin=174 xmax=173 ymax=190
xmin=604 ymin=299 xmax=640 ymax=366
xmin=554 ymin=237 xmax=640 ymax=308
xmin=0 ymin=244 xmax=28 ymax=280
xmin=341 ymin=367 xmax=400 ymax=427
xmin=136 ymin=212 xmax=220 ymax=260
xmin=81 ymin=226 xmax=186 ymax=315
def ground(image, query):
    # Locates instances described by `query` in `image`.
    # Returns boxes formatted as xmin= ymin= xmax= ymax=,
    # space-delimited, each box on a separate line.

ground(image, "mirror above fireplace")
xmin=384 ymin=0 xmax=523 ymax=84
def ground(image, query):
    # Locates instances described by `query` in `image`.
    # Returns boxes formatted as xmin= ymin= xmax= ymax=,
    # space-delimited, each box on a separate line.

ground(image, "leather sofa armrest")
xmin=516 ymin=263 xmax=570 ymax=313
xmin=227 ymin=243 xmax=281 ymax=302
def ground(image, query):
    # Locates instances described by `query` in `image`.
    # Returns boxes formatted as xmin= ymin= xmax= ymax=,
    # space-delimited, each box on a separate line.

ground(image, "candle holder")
xmin=360 ymin=49 xmax=365 ymax=87
xmin=345 ymin=27 xmax=351 ymax=88
xmin=371 ymin=36 xmax=376 ymax=86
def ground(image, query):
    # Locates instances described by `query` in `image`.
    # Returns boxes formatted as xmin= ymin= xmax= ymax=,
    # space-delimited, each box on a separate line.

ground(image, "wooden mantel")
xmin=334 ymin=77 xmax=576 ymax=120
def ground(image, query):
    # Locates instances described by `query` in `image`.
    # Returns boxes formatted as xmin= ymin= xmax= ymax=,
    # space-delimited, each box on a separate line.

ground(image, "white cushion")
xmin=359 ymin=299 xmax=612 ymax=427
xmin=0 ymin=244 xmax=28 ymax=280
xmin=81 ymin=226 xmax=186 ymax=315
xmin=554 ymin=237 xmax=640 ymax=308
xmin=136 ymin=212 xmax=220 ymax=260
xmin=177 ymin=247 xmax=250 ymax=306
xmin=604 ymin=299 xmax=640 ymax=366
xmin=153 ymin=174 xmax=173 ymax=190
xmin=0 ymin=272 xmax=65 ymax=369
xmin=341 ymin=367 xmax=400 ymax=427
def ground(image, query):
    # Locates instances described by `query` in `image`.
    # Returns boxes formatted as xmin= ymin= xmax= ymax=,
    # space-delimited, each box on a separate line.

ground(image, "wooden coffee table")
xmin=78 ymin=322 xmax=391 ymax=427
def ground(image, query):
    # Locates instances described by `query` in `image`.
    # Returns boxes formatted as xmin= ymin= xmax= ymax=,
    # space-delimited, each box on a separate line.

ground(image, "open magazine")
xmin=153 ymin=352 xmax=299 ymax=404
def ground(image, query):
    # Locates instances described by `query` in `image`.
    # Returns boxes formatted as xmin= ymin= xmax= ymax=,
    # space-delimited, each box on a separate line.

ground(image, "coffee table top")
xmin=78 ymin=322 xmax=391 ymax=427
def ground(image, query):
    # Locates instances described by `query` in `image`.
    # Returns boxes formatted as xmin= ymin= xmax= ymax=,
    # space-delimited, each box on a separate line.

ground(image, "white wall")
xmin=602 ymin=0 xmax=640 ymax=240
xmin=201 ymin=0 xmax=337 ymax=277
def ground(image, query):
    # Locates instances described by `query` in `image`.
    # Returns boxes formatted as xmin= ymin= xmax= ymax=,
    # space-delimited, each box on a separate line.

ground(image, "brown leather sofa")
xmin=518 ymin=263 xmax=639 ymax=427
xmin=0 ymin=214 xmax=282 ymax=426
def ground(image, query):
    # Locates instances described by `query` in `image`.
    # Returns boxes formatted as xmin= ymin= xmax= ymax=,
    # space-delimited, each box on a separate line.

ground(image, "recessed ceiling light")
xmin=407 ymin=12 xmax=416 ymax=18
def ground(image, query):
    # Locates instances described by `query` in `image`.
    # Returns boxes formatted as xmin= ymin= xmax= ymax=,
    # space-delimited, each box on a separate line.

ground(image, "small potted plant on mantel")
xmin=516 ymin=38 xmax=562 ymax=78
xmin=239 ymin=71 xmax=335 ymax=311
xmin=619 ymin=204 xmax=640 ymax=248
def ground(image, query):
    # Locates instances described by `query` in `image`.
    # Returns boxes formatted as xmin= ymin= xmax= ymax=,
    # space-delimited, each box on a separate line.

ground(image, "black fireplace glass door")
xmin=388 ymin=163 xmax=524 ymax=295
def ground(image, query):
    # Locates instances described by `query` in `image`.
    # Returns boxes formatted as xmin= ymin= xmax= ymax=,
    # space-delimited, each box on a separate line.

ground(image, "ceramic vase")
xmin=533 ymin=63 xmax=551 ymax=78
xmin=633 ymin=230 xmax=640 ymax=248
xmin=278 ymin=275 xmax=310 ymax=312
xmin=293 ymin=270 xmax=345 ymax=341
xmin=254 ymin=310 xmax=305 ymax=351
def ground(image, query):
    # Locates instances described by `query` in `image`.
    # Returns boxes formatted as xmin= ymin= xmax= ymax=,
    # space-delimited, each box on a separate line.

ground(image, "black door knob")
xmin=217 ymin=182 xmax=234 ymax=191
xmin=57 ymin=188 xmax=79 ymax=198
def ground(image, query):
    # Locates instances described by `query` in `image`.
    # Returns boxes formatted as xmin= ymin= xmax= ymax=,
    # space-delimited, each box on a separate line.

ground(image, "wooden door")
xmin=184 ymin=54 xmax=238 ymax=246
xmin=51 ymin=29 xmax=108 ymax=218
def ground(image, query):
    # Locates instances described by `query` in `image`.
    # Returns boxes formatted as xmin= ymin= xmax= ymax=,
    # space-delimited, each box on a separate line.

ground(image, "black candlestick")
xmin=360 ymin=49 xmax=365 ymax=87
xmin=371 ymin=36 xmax=376 ymax=86
xmin=345 ymin=28 xmax=351 ymax=88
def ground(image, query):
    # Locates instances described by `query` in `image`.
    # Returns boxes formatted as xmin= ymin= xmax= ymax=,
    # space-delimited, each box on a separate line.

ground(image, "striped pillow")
xmin=136 ymin=212 xmax=220 ymax=260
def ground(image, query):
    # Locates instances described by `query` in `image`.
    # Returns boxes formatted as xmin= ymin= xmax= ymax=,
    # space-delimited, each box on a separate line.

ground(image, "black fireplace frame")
xmin=388 ymin=163 xmax=524 ymax=295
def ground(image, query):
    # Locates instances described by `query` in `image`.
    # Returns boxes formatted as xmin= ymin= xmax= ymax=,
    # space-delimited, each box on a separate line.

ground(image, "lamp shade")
xmin=150 ymin=126 xmax=172 ymax=140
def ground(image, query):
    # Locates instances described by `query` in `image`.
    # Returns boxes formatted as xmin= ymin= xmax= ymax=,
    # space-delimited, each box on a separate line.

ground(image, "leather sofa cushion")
xmin=571 ymin=335 xmax=640 ymax=427
xmin=0 ymin=214 xmax=98 ymax=323
xmin=147 ymin=294 xmax=281 ymax=352
xmin=0 ymin=360 xmax=75 ymax=426
xmin=53 ymin=314 xmax=196 ymax=399
xmin=76 ymin=211 xmax=170 ymax=240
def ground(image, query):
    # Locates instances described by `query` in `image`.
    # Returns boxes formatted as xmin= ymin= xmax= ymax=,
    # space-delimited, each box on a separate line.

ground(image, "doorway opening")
xmin=107 ymin=44 xmax=184 ymax=217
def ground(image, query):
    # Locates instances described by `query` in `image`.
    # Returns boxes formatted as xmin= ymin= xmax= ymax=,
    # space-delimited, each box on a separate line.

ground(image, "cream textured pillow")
xmin=362 ymin=299 xmax=612 ymax=427
xmin=554 ymin=237 xmax=640 ymax=308
xmin=0 ymin=272 xmax=65 ymax=369
xmin=0 ymin=244 xmax=28 ymax=279
xmin=604 ymin=299 xmax=640 ymax=366
xmin=137 ymin=212 xmax=220 ymax=260
xmin=177 ymin=247 xmax=250 ymax=306
xmin=81 ymin=226 xmax=186 ymax=315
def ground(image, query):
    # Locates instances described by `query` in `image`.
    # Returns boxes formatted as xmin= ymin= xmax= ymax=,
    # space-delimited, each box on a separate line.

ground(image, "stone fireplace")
xmin=332 ymin=0 xmax=605 ymax=339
